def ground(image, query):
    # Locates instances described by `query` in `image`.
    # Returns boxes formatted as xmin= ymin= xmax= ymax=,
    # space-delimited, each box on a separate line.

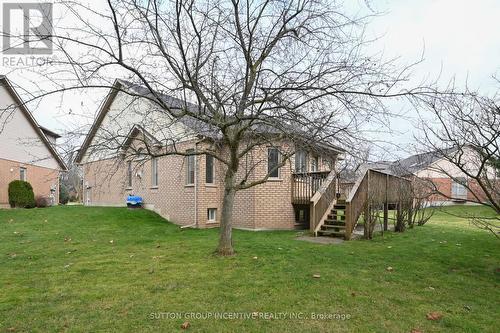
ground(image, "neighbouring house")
xmin=75 ymin=79 xmax=346 ymax=230
xmin=0 ymin=76 xmax=67 ymax=207
xmin=360 ymin=146 xmax=497 ymax=206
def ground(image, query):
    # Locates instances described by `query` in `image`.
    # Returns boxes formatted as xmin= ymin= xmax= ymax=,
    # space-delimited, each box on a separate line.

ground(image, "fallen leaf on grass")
xmin=386 ymin=266 xmax=394 ymax=272
xmin=181 ymin=321 xmax=190 ymax=329
xmin=7 ymin=327 xmax=16 ymax=332
xmin=426 ymin=312 xmax=443 ymax=321
xmin=152 ymin=255 xmax=164 ymax=260
xmin=410 ymin=329 xmax=423 ymax=333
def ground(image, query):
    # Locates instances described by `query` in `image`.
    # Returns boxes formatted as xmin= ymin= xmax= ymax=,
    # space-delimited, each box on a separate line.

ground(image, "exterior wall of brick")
xmin=82 ymin=139 xmax=338 ymax=230
xmin=0 ymin=157 xmax=60 ymax=207
xmin=424 ymin=177 xmax=489 ymax=205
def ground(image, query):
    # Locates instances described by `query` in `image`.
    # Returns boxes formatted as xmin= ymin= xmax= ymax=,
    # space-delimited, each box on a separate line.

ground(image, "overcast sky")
xmin=354 ymin=0 xmax=500 ymax=158
xmin=1 ymin=0 xmax=499 ymax=158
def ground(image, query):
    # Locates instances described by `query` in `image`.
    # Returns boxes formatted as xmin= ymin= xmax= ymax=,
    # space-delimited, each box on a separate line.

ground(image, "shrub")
xmin=35 ymin=195 xmax=50 ymax=208
xmin=8 ymin=180 xmax=35 ymax=208
xmin=59 ymin=184 xmax=69 ymax=205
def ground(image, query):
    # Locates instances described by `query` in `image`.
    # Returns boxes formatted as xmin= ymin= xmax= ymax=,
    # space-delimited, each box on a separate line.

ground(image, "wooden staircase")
xmin=310 ymin=168 xmax=412 ymax=240
xmin=317 ymin=199 xmax=347 ymax=238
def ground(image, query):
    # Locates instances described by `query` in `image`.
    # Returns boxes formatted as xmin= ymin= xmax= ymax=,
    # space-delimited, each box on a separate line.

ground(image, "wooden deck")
xmin=291 ymin=168 xmax=412 ymax=239
xmin=291 ymin=171 xmax=331 ymax=204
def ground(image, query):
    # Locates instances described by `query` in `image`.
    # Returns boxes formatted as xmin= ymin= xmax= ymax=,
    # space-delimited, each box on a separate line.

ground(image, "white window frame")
xmin=451 ymin=177 xmax=467 ymax=199
xmin=295 ymin=150 xmax=308 ymax=173
xmin=151 ymin=157 xmax=159 ymax=188
xmin=186 ymin=150 xmax=195 ymax=185
xmin=205 ymin=154 xmax=215 ymax=184
xmin=207 ymin=208 xmax=217 ymax=223
xmin=267 ymin=147 xmax=281 ymax=179
xmin=311 ymin=155 xmax=319 ymax=172
xmin=20 ymin=167 xmax=27 ymax=181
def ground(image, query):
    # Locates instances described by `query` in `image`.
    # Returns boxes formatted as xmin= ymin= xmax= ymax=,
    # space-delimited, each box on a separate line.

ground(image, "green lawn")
xmin=0 ymin=205 xmax=498 ymax=332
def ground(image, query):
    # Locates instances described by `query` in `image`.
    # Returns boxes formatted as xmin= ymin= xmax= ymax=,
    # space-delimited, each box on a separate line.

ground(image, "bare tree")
xmin=415 ymin=84 xmax=499 ymax=211
xmin=412 ymin=83 xmax=499 ymax=236
xmin=59 ymin=144 xmax=83 ymax=202
xmin=2 ymin=0 xmax=428 ymax=255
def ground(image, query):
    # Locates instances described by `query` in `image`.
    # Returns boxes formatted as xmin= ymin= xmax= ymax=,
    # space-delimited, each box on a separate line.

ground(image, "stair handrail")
xmin=310 ymin=170 xmax=338 ymax=235
xmin=344 ymin=169 xmax=370 ymax=239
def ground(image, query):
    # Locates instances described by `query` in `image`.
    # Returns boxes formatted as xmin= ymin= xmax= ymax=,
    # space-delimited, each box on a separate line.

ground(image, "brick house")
xmin=0 ymin=76 xmax=67 ymax=207
xmin=363 ymin=147 xmax=496 ymax=206
xmin=75 ymin=80 xmax=344 ymax=230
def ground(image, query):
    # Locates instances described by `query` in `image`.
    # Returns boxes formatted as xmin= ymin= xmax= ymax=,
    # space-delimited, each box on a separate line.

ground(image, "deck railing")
xmin=339 ymin=181 xmax=355 ymax=198
xmin=291 ymin=171 xmax=330 ymax=204
xmin=344 ymin=169 xmax=412 ymax=239
xmin=309 ymin=170 xmax=337 ymax=234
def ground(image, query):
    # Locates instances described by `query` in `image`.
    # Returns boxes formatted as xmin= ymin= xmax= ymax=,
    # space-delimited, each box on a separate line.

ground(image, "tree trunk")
xmin=216 ymin=169 xmax=237 ymax=256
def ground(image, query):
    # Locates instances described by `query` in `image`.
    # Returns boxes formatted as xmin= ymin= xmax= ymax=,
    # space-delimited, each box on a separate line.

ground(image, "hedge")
xmin=8 ymin=180 xmax=35 ymax=208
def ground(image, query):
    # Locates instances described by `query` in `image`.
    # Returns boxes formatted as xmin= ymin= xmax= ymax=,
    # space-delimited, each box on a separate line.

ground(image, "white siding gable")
xmin=0 ymin=85 xmax=60 ymax=169
xmin=81 ymin=90 xmax=194 ymax=163
xmin=415 ymin=146 xmax=497 ymax=179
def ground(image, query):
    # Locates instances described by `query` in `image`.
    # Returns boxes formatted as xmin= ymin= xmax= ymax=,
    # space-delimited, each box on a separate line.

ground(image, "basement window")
xmin=207 ymin=208 xmax=217 ymax=223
